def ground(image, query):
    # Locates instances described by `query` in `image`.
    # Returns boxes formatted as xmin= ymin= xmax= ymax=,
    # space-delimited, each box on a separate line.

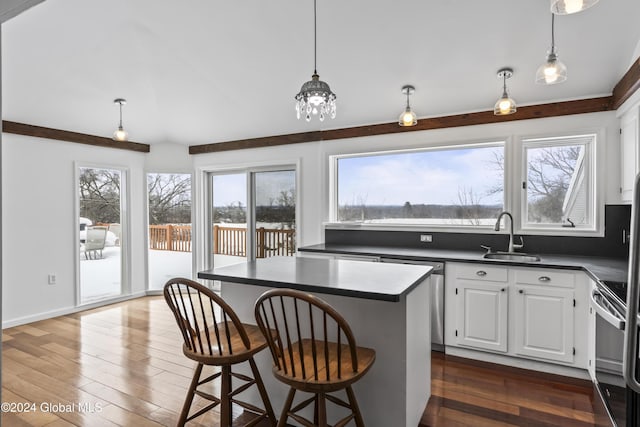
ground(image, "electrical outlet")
xmin=48 ymin=274 xmax=56 ymax=285
xmin=420 ymin=234 xmax=433 ymax=243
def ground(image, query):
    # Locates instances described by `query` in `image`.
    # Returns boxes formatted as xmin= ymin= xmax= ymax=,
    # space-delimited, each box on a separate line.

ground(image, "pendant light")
xmin=112 ymin=98 xmax=128 ymax=141
xmin=494 ymin=68 xmax=517 ymax=116
xmin=398 ymin=85 xmax=417 ymax=127
xmin=294 ymin=0 xmax=336 ymax=122
xmin=535 ymin=14 xmax=567 ymax=85
xmin=550 ymin=0 xmax=599 ymax=15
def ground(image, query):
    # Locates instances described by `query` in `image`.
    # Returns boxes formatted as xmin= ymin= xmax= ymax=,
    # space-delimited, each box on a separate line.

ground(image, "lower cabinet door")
xmin=455 ymin=281 xmax=508 ymax=352
xmin=514 ymin=285 xmax=574 ymax=363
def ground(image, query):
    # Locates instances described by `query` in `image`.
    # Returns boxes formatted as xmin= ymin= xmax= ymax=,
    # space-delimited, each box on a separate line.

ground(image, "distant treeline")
xmin=214 ymin=204 xmax=295 ymax=227
xmin=338 ymin=203 xmax=503 ymax=221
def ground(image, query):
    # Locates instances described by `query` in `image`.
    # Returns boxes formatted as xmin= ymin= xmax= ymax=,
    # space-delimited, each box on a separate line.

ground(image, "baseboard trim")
xmin=444 ymin=345 xmax=590 ymax=380
xmin=2 ymin=291 xmax=147 ymax=328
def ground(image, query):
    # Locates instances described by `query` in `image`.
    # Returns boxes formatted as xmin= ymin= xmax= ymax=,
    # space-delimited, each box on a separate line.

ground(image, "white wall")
xmin=1 ymin=134 xmax=147 ymax=326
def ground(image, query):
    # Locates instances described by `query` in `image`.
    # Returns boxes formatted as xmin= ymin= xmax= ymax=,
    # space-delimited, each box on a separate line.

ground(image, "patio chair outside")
xmin=83 ymin=226 xmax=108 ymax=260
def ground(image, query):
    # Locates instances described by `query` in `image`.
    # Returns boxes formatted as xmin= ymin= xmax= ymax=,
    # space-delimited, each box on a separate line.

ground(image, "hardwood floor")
xmin=2 ymin=296 xmax=608 ymax=426
xmin=422 ymin=352 xmax=609 ymax=427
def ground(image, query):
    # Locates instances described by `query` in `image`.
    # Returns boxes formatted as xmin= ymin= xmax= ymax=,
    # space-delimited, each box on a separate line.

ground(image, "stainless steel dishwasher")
xmin=380 ymin=258 xmax=445 ymax=352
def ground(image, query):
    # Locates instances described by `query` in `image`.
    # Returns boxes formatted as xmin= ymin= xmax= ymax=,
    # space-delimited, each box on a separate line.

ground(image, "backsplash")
xmin=325 ymin=205 xmax=631 ymax=259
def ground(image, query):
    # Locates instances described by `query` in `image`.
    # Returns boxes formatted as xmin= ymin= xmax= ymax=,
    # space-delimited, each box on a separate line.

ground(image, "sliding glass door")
xmin=209 ymin=167 xmax=296 ymax=269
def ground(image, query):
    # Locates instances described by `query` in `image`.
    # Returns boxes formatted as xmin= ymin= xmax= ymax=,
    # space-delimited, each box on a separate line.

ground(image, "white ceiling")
xmin=3 ymin=0 xmax=640 ymax=147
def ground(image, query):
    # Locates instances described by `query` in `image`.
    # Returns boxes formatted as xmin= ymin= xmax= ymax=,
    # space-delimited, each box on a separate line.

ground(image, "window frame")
xmin=327 ymin=130 xmax=603 ymax=237
xmin=74 ymin=162 xmax=131 ymax=306
xmin=519 ymin=133 xmax=600 ymax=235
xmin=329 ymin=140 xmax=507 ymax=231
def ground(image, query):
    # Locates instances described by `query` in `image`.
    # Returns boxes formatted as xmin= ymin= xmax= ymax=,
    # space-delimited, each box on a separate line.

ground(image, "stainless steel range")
xmin=590 ymin=173 xmax=640 ymax=427
xmin=591 ymin=280 xmax=635 ymax=426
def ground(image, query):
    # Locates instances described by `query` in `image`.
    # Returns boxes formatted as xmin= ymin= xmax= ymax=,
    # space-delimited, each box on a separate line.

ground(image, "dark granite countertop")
xmin=298 ymin=243 xmax=629 ymax=284
xmin=197 ymin=256 xmax=433 ymax=302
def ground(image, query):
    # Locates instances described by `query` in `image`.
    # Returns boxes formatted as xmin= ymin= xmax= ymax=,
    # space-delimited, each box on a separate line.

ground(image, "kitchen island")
xmin=198 ymin=256 xmax=433 ymax=427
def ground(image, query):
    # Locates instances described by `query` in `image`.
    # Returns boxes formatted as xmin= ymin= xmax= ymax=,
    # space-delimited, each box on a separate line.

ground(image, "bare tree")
xmin=147 ymin=174 xmax=191 ymax=225
xmin=79 ymin=168 xmax=121 ymax=223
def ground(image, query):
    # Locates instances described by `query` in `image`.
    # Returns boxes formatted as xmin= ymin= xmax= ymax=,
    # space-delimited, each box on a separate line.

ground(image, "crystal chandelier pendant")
xmin=295 ymin=73 xmax=337 ymax=122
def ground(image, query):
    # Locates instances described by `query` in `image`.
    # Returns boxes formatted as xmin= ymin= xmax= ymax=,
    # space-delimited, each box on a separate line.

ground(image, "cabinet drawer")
xmin=456 ymin=264 xmax=508 ymax=282
xmin=514 ymin=269 xmax=575 ymax=288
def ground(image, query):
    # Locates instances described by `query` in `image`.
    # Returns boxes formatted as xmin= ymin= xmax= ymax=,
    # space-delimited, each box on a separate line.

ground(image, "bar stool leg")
xmin=220 ymin=365 xmax=232 ymax=427
xmin=178 ymin=363 xmax=203 ymax=426
xmin=346 ymin=385 xmax=365 ymax=427
xmin=248 ymin=357 xmax=276 ymax=426
xmin=277 ymin=388 xmax=296 ymax=427
xmin=317 ymin=392 xmax=328 ymax=427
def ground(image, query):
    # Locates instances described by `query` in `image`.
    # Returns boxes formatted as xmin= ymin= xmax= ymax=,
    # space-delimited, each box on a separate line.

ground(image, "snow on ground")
xmin=81 ymin=249 xmax=245 ymax=300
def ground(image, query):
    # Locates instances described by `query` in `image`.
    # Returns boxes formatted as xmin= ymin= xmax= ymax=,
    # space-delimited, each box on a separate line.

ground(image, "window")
xmin=522 ymin=134 xmax=595 ymax=230
xmin=334 ymin=143 xmax=504 ymax=227
xmin=147 ymin=173 xmax=192 ymax=291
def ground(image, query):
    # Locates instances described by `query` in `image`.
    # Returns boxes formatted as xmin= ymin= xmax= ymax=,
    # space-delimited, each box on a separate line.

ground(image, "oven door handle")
xmin=591 ymin=289 xmax=625 ymax=330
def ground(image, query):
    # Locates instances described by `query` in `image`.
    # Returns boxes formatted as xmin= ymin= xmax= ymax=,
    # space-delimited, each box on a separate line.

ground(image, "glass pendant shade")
xmin=550 ymin=0 xmax=599 ymax=14
xmin=494 ymin=68 xmax=516 ymax=116
xmin=494 ymin=94 xmax=517 ymax=115
xmin=535 ymin=51 xmax=567 ymax=84
xmin=295 ymin=73 xmax=337 ymax=122
xmin=113 ymin=127 xmax=128 ymax=142
xmin=399 ymin=108 xmax=417 ymax=127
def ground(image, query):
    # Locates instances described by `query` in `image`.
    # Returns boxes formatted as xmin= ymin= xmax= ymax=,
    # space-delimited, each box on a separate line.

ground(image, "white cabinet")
xmin=620 ymin=104 xmax=639 ymax=203
xmin=446 ymin=262 xmax=589 ymax=369
xmin=513 ymin=269 xmax=575 ymax=363
xmin=456 ymin=280 xmax=508 ymax=352
xmin=452 ymin=264 xmax=508 ymax=352
xmin=513 ymin=285 xmax=574 ymax=363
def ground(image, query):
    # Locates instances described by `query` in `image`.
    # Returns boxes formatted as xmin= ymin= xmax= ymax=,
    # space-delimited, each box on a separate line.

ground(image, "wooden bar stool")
xmin=164 ymin=278 xmax=276 ymax=427
xmin=254 ymin=288 xmax=376 ymax=427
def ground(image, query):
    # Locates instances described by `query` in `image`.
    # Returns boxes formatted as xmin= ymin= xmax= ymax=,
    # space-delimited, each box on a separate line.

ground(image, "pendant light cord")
xmin=118 ymin=102 xmax=123 ymax=128
xmin=550 ymin=14 xmax=556 ymax=52
xmin=313 ymin=0 xmax=317 ymax=75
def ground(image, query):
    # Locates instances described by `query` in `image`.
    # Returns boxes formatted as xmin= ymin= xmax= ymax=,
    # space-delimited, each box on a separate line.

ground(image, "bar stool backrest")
xmin=164 ymin=278 xmax=251 ymax=357
xmin=254 ymin=288 xmax=360 ymax=382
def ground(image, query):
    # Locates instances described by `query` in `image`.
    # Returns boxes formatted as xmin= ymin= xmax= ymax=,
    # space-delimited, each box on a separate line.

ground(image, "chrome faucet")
xmin=494 ymin=211 xmax=523 ymax=253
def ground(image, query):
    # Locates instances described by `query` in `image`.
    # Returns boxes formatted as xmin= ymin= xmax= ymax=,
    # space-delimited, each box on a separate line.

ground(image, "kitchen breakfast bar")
xmin=198 ymin=256 xmax=433 ymax=427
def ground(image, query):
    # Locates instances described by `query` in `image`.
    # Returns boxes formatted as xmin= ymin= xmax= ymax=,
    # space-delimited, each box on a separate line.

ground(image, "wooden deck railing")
xmin=149 ymin=224 xmax=295 ymax=257
xmin=149 ymin=225 xmax=192 ymax=252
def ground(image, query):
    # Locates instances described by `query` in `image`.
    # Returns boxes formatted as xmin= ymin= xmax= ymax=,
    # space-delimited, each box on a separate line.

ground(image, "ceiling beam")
xmin=0 ymin=0 xmax=45 ymax=23
xmin=2 ymin=121 xmax=150 ymax=153
xmin=611 ymin=57 xmax=640 ymax=110
xmin=189 ymin=96 xmax=613 ymax=155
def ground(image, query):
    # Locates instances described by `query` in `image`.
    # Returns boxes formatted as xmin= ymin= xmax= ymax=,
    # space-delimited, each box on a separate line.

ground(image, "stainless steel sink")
xmin=483 ymin=252 xmax=541 ymax=262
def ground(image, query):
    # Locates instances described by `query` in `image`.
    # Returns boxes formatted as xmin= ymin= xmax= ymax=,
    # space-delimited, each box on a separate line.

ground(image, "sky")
xmin=212 ymin=170 xmax=295 ymax=207
xmin=338 ymin=145 xmax=504 ymax=206
xmin=209 ymin=147 xmax=504 ymax=208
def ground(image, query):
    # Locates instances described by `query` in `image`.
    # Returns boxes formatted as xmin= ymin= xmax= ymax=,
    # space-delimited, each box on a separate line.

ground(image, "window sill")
xmin=324 ymin=222 xmax=604 ymax=237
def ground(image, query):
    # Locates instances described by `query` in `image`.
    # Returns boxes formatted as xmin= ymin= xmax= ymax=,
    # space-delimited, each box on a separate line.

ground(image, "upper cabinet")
xmin=620 ymin=103 xmax=640 ymax=203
